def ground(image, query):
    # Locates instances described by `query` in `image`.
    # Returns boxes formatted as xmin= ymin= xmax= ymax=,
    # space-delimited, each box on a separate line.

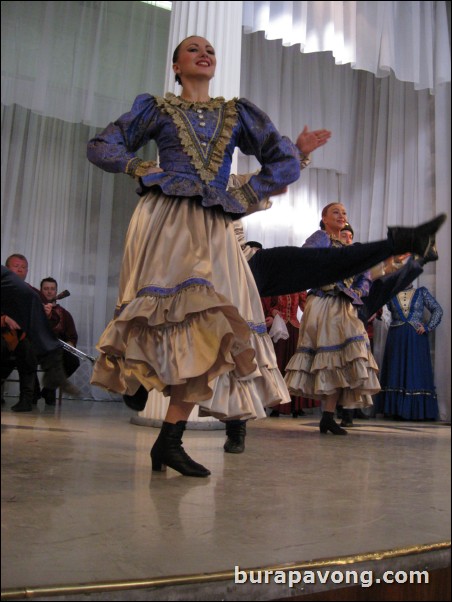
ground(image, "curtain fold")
xmin=1 ymin=105 xmax=135 ymax=364
xmin=242 ymin=1 xmax=451 ymax=91
xmin=1 ymin=1 xmax=171 ymax=127
xmin=1 ymin=1 xmax=171 ymax=399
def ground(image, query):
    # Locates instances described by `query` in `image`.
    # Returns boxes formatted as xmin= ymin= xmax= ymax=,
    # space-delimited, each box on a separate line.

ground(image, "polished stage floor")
xmin=1 ymin=399 xmax=450 ymax=601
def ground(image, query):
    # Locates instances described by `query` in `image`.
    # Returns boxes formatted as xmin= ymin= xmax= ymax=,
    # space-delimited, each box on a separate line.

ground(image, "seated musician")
xmin=39 ymin=277 xmax=80 ymax=405
xmin=1 ymin=254 xmax=41 ymax=411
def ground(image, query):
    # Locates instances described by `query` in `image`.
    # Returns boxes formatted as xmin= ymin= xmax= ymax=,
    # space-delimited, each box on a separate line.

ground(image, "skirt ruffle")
xmin=91 ymin=191 xmax=290 ymax=419
xmin=284 ymin=294 xmax=380 ymax=407
xmin=375 ymin=324 xmax=438 ymax=420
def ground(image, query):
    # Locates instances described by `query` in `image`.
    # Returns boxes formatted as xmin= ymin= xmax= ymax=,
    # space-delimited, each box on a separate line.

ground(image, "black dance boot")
xmin=418 ymin=240 xmax=439 ymax=266
xmin=340 ymin=409 xmax=354 ymax=427
xmin=388 ymin=214 xmax=446 ymax=257
xmin=41 ymin=387 xmax=57 ymax=406
xmin=319 ymin=411 xmax=348 ymax=435
xmin=123 ymin=385 xmax=148 ymax=411
xmin=224 ymin=420 xmax=247 ymax=454
xmin=11 ymin=371 xmax=35 ymax=412
xmin=150 ymin=421 xmax=211 ymax=477
xmin=355 ymin=408 xmax=370 ymax=420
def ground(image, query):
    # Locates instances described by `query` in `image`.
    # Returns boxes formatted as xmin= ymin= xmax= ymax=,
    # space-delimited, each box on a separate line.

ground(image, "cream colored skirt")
xmin=91 ymin=191 xmax=290 ymax=419
xmin=284 ymin=294 xmax=380 ymax=408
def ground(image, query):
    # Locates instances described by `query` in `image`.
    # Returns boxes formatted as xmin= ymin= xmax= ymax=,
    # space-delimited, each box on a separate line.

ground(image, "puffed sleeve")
xmin=87 ymin=94 xmax=161 ymax=175
xmin=351 ymin=271 xmax=372 ymax=299
xmin=228 ymin=172 xmax=272 ymax=214
xmin=420 ymin=287 xmax=443 ymax=332
xmin=302 ymin=230 xmax=331 ymax=249
xmin=234 ymin=98 xmax=301 ymax=201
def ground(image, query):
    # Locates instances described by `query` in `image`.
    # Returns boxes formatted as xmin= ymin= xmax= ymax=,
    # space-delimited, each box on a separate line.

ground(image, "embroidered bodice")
xmin=302 ymin=230 xmax=371 ymax=305
xmin=87 ymin=93 xmax=301 ymax=217
xmin=388 ymin=286 xmax=443 ymax=332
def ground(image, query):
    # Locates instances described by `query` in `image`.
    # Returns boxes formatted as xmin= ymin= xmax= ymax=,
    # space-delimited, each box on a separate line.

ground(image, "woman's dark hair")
xmin=172 ymin=35 xmax=197 ymax=85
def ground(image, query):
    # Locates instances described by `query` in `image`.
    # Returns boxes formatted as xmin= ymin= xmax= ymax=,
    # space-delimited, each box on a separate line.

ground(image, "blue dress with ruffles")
xmin=375 ymin=286 xmax=443 ymax=420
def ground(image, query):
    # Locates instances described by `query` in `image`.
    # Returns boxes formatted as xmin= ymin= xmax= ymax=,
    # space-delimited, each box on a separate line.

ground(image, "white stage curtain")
xmin=239 ymin=31 xmax=451 ymax=420
xmin=0 ymin=103 xmax=148 ymax=399
xmin=242 ymin=1 xmax=451 ymax=91
xmin=1 ymin=1 xmax=171 ymax=399
xmin=1 ymin=1 xmax=170 ymax=127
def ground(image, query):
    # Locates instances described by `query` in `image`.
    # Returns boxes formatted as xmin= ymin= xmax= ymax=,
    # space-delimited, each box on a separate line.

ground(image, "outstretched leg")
xmin=249 ymin=215 xmax=445 ymax=297
xmin=359 ymin=256 xmax=424 ymax=324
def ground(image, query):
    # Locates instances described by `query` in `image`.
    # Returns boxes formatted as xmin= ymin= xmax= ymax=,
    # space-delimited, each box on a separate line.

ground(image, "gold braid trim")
xmin=156 ymin=94 xmax=238 ymax=184
xmin=163 ymin=93 xmax=227 ymax=111
xmin=228 ymin=181 xmax=260 ymax=210
xmin=299 ymin=152 xmax=311 ymax=170
xmin=125 ymin=157 xmax=144 ymax=176
xmin=134 ymin=160 xmax=158 ymax=177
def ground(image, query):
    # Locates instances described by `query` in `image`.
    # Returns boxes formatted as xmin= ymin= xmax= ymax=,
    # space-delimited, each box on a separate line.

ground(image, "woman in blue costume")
xmin=87 ymin=36 xmax=303 ymax=477
xmin=284 ymin=203 xmax=380 ymax=435
xmin=87 ymin=36 xmax=445 ymax=476
xmin=376 ymin=285 xmax=443 ymax=420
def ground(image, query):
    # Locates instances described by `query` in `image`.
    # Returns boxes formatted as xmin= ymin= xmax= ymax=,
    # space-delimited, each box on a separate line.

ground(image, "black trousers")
xmin=248 ymin=240 xmax=394 ymax=297
xmin=1 ymin=265 xmax=61 ymax=357
xmin=359 ymin=257 xmax=423 ymax=324
xmin=1 ymin=336 xmax=37 ymax=381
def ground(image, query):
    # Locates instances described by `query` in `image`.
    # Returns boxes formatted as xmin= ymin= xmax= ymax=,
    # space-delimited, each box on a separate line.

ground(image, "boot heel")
xmin=150 ymin=447 xmax=167 ymax=472
xmin=151 ymin=460 xmax=167 ymax=472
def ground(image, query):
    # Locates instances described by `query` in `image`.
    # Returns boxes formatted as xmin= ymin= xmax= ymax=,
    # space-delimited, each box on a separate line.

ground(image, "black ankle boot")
xmin=224 ymin=420 xmax=247 ymax=454
xmin=340 ymin=409 xmax=354 ymax=427
xmin=355 ymin=408 xmax=370 ymax=420
xmin=150 ymin=421 xmax=211 ymax=477
xmin=41 ymin=387 xmax=57 ymax=406
xmin=11 ymin=371 xmax=36 ymax=412
xmin=320 ymin=411 xmax=348 ymax=435
xmin=11 ymin=398 xmax=33 ymax=412
xmin=123 ymin=385 xmax=148 ymax=411
xmin=418 ymin=240 xmax=439 ymax=266
xmin=388 ymin=214 xmax=446 ymax=257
